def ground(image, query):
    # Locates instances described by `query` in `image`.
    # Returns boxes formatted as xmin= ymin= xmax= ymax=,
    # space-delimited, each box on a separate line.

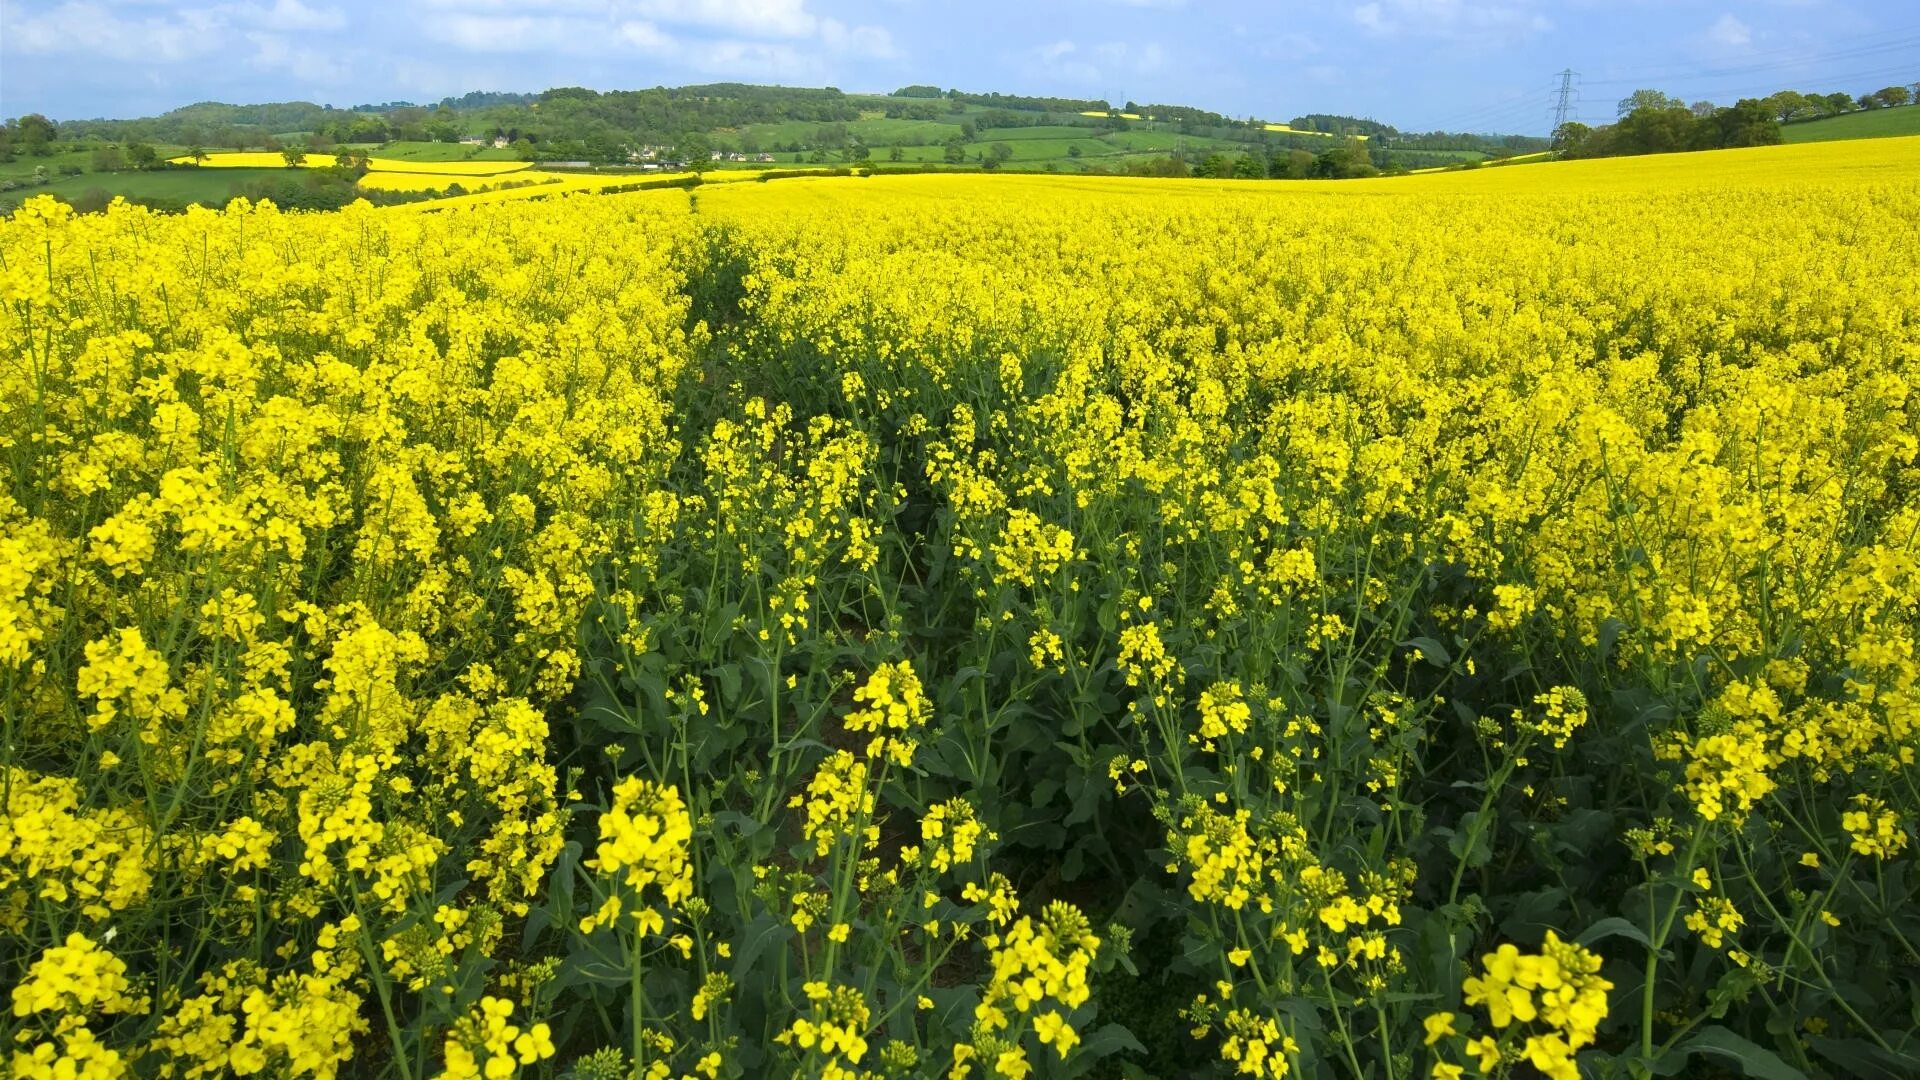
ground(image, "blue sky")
xmin=1 ymin=0 xmax=1916 ymax=132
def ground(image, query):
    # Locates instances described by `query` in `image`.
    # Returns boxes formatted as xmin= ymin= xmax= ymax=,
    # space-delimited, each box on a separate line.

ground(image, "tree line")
xmin=1556 ymin=81 xmax=1919 ymax=159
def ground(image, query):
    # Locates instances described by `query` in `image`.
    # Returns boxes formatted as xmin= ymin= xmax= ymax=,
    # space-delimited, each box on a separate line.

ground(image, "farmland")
xmin=3 ymin=132 xmax=1919 ymax=1080
xmin=1782 ymin=104 xmax=1920 ymax=143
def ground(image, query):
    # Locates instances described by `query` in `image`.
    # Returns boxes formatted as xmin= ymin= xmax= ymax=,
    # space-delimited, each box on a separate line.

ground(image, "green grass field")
xmin=351 ymin=140 xmax=526 ymax=161
xmin=0 ymin=167 xmax=289 ymax=213
xmin=982 ymin=125 xmax=1105 ymax=141
xmin=1782 ymin=106 xmax=1920 ymax=143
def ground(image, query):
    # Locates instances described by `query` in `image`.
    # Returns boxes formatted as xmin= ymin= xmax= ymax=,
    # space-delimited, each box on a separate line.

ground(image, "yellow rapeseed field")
xmin=4 ymin=135 xmax=1918 ymax=1080
xmin=179 ymin=152 xmax=536 ymax=177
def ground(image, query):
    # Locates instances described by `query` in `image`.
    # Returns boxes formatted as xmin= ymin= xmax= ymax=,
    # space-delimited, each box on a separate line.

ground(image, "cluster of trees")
xmin=1556 ymin=96 xmax=1781 ymax=158
xmin=1558 ymin=80 xmax=1917 ymax=160
xmin=1288 ymin=113 xmax=1399 ymax=137
xmin=939 ymin=89 xmax=1109 ymax=113
xmin=1746 ymin=84 xmax=1915 ymax=121
xmin=880 ymin=100 xmax=954 ymax=121
xmin=57 ymin=100 xmax=343 ymax=148
xmin=0 ymin=114 xmax=58 ymax=159
xmin=1102 ymin=137 xmax=1380 ymax=181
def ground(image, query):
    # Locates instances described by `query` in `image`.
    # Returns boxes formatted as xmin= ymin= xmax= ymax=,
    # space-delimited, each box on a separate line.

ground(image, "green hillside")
xmin=1782 ymin=106 xmax=1920 ymax=143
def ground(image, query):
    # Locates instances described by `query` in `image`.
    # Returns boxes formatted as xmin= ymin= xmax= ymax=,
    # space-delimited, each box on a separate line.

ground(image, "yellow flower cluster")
xmin=1434 ymin=932 xmax=1612 ymax=1080
xmin=581 ymin=777 xmax=693 ymax=933
xmin=775 ymin=981 xmax=872 ymax=1080
xmin=440 ymin=996 xmax=556 ymax=1079
xmin=842 ymin=659 xmax=933 ymax=766
xmin=967 ymin=900 xmax=1100 ymax=1071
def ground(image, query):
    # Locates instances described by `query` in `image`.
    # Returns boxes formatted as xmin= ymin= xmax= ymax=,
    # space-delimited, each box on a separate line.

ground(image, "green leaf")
xmin=1448 ymin=809 xmax=1491 ymax=869
xmin=712 ymin=662 xmax=743 ymax=706
xmin=1077 ymin=1023 xmax=1147 ymax=1060
xmin=1807 ymin=1036 xmax=1920 ymax=1080
xmin=1576 ymin=916 xmax=1656 ymax=950
xmin=730 ymin=914 xmax=790 ymax=982
xmin=709 ymin=810 xmax=763 ymax=837
xmin=1670 ymin=1026 xmax=1807 ymax=1080
xmin=1400 ymin=635 xmax=1450 ymax=666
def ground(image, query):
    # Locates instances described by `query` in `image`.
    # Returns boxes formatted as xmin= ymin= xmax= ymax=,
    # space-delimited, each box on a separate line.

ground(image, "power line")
xmin=1425 ymin=82 xmax=1562 ymax=132
xmin=1580 ymin=34 xmax=1920 ymax=89
xmin=1581 ymin=23 xmax=1920 ymax=84
xmin=1648 ymin=62 xmax=1920 ymax=106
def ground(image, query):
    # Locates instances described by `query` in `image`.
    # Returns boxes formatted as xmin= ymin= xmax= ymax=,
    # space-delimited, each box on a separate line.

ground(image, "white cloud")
xmin=430 ymin=13 xmax=604 ymax=53
xmin=631 ymin=0 xmax=819 ymax=39
xmin=818 ymin=18 xmax=896 ymax=59
xmin=1707 ymin=13 xmax=1752 ymax=48
xmin=413 ymin=0 xmax=894 ymax=63
xmin=240 ymin=0 xmax=347 ymax=31
xmin=1349 ymin=0 xmax=1550 ymax=44
xmin=5 ymin=3 xmax=229 ymax=62
xmin=3 ymin=0 xmax=348 ymax=63
xmin=617 ymin=20 xmax=673 ymax=52
xmin=1026 ymin=38 xmax=1163 ymax=87
xmin=244 ymin=30 xmax=351 ymax=81
xmin=1039 ymin=39 xmax=1077 ymax=63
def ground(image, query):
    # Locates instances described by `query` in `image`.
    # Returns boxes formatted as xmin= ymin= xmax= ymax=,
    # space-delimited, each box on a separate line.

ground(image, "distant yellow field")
xmin=1078 ymin=110 xmax=1144 ymax=120
xmin=173 ymin=152 xmax=534 ymax=176
xmin=1263 ymin=124 xmax=1352 ymax=138
xmin=356 ymin=170 xmax=557 ymax=193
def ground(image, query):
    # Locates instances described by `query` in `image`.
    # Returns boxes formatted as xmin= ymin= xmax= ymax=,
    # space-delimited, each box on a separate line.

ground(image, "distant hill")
xmin=4 ymin=81 xmax=1551 ymax=211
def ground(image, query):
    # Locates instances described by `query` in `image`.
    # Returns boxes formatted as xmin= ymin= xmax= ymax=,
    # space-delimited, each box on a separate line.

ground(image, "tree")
xmin=282 ymin=146 xmax=308 ymax=168
xmin=982 ymin=142 xmax=1013 ymax=170
xmin=1689 ymin=101 xmax=1716 ymax=118
xmin=1066 ymin=143 xmax=1082 ymax=158
xmin=125 ymin=143 xmax=158 ymax=170
xmin=1313 ymin=136 xmax=1377 ymax=179
xmin=1857 ymin=94 xmax=1880 ymax=111
xmin=676 ymin=131 xmax=711 ymax=168
xmin=1764 ymin=90 xmax=1811 ymax=123
xmin=92 ymin=145 xmax=126 ymax=172
xmin=1551 ymin=121 xmax=1592 ymax=154
xmin=187 ymin=145 xmax=210 ymax=164
xmin=1284 ymin=148 xmax=1314 ymax=179
xmin=1872 ymin=86 xmax=1912 ymax=108
xmin=1710 ymin=99 xmax=1782 ymax=149
xmin=13 ymin=114 xmax=58 ymax=156
xmin=1616 ymin=89 xmax=1682 ymax=118
xmin=888 ymin=145 xmax=904 ymax=162
xmin=1612 ymin=105 xmax=1696 ymax=154
xmin=942 ymin=135 xmax=966 ymax=164
xmin=1822 ymin=92 xmax=1855 ymax=115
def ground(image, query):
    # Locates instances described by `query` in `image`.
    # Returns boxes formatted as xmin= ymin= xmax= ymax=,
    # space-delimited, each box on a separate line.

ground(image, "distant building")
xmin=755 ymin=152 xmax=776 ymax=162
xmin=492 ymin=136 xmax=510 ymax=149
xmin=458 ymin=136 xmax=486 ymax=146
